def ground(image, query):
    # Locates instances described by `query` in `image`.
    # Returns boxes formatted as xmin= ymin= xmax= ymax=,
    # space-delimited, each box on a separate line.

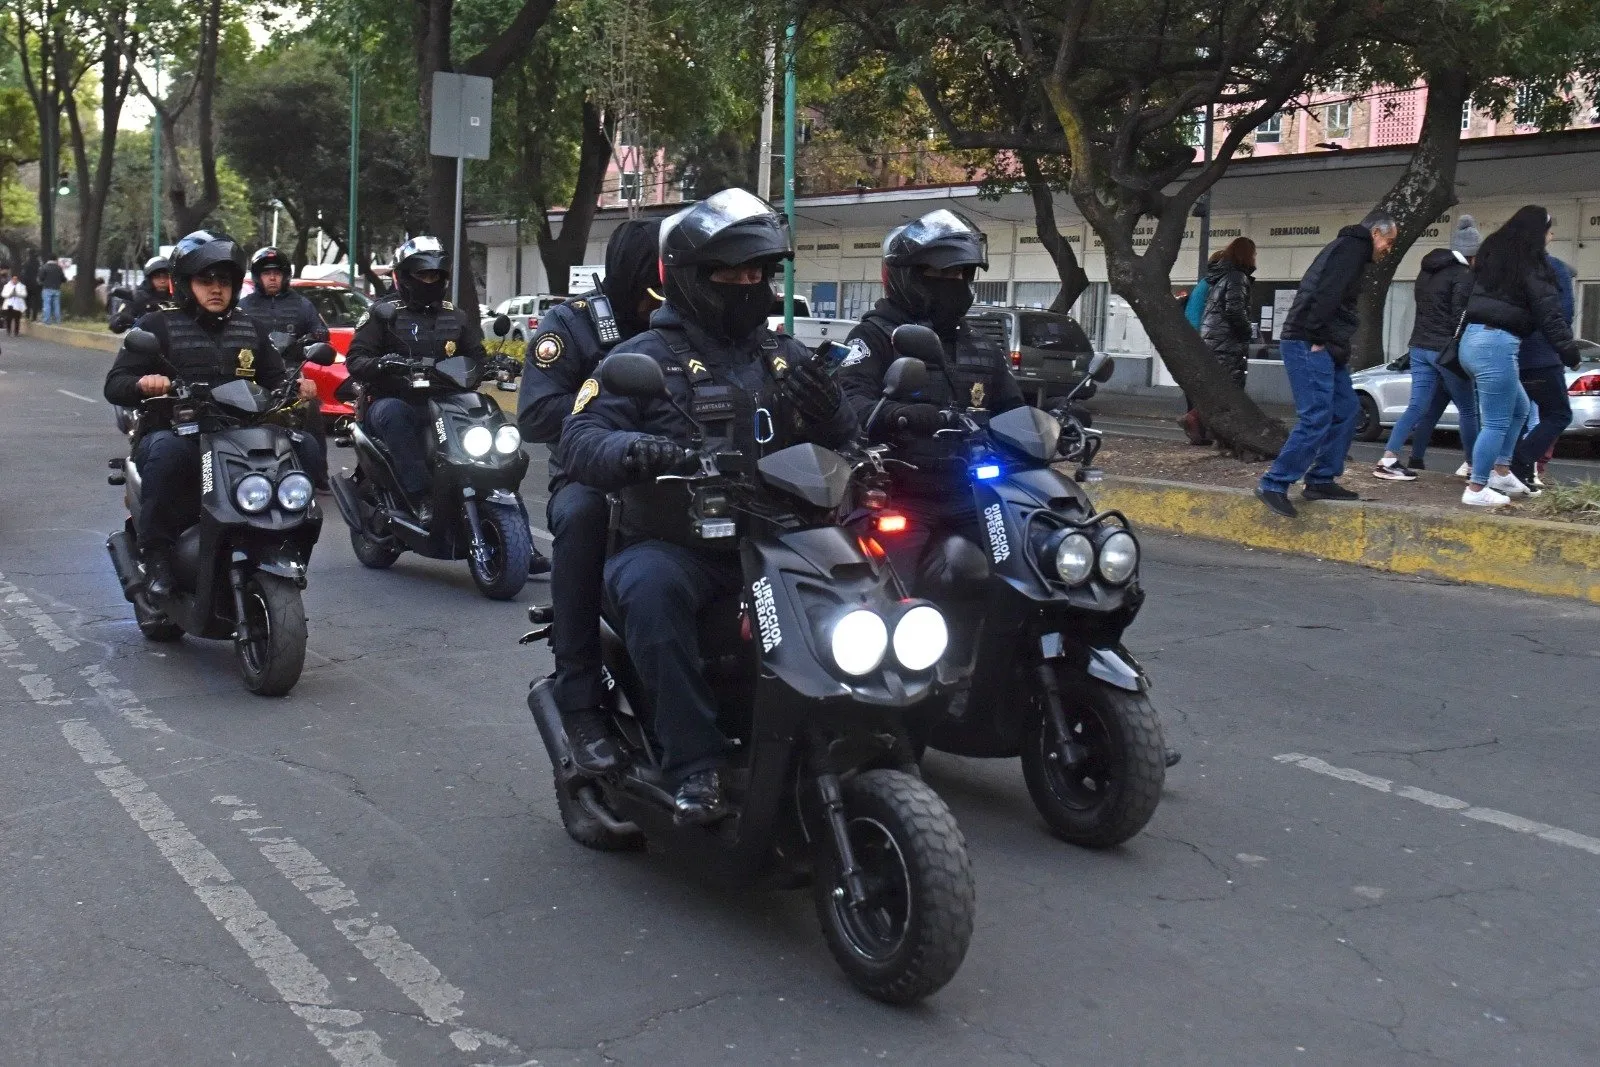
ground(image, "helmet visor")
xmin=662 ymin=188 xmax=792 ymax=265
xmin=884 ymin=209 xmax=989 ymax=270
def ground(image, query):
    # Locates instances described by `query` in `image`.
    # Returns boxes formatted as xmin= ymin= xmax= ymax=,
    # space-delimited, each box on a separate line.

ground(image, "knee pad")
xmin=916 ymin=535 xmax=991 ymax=599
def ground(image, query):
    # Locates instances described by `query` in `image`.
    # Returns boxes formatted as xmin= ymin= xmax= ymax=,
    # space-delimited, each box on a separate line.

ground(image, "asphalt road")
xmin=3 ymin=334 xmax=1598 ymax=1065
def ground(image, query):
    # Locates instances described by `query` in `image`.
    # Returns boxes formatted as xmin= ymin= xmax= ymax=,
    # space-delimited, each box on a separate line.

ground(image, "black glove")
xmin=109 ymin=313 xmax=133 ymax=334
xmin=1561 ymin=345 xmax=1582 ymax=370
xmin=781 ymin=357 xmax=845 ymax=425
xmin=888 ymin=402 xmax=948 ymax=436
xmin=377 ymin=355 xmax=410 ymax=375
xmin=623 ymin=435 xmax=686 ymax=478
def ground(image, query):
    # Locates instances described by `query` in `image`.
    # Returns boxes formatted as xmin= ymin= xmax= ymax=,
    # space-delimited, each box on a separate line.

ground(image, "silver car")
xmin=1350 ymin=339 xmax=1600 ymax=445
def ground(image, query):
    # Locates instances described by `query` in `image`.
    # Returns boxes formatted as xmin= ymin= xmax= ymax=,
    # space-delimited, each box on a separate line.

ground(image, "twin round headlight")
xmin=829 ymin=604 xmax=949 ymax=677
xmin=461 ymin=424 xmax=522 ymax=458
xmin=234 ymin=472 xmax=313 ymax=513
xmin=1045 ymin=527 xmax=1139 ymax=585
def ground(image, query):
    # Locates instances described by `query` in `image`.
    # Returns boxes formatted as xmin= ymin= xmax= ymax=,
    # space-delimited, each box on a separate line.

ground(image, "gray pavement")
xmin=2 ymin=334 xmax=1598 ymax=1065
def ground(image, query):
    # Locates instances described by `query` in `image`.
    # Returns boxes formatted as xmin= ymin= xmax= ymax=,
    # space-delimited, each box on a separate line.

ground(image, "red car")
xmin=238 ymin=278 xmax=373 ymax=441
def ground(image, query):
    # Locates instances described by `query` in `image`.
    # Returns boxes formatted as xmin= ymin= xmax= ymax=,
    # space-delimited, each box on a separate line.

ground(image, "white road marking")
xmin=529 ymin=526 xmax=553 ymax=542
xmin=55 ymin=388 xmax=97 ymax=404
xmin=59 ymin=721 xmax=395 ymax=1066
xmin=1276 ymin=753 xmax=1600 ymax=857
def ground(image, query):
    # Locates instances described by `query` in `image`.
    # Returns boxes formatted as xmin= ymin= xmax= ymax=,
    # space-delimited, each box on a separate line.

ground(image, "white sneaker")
xmin=1454 ymin=462 xmax=1471 ymax=478
xmin=1533 ymin=470 xmax=1545 ymax=489
xmin=1486 ymin=471 xmax=1530 ymax=496
xmin=1462 ymin=486 xmax=1510 ymax=507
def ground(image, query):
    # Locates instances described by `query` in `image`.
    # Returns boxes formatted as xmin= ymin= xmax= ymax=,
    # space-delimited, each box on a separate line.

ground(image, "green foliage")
xmin=1528 ymin=479 xmax=1600 ymax=524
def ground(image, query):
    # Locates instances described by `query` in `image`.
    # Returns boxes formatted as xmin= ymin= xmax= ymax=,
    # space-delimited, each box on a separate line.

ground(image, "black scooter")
xmin=863 ymin=327 xmax=1166 ymax=849
xmin=329 ymin=309 xmax=532 ymax=600
xmin=105 ymin=329 xmax=334 ymax=696
xmin=521 ymin=351 xmax=975 ymax=1004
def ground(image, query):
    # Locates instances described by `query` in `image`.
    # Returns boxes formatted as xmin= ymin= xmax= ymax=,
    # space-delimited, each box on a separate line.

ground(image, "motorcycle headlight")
xmin=892 ymin=604 xmax=947 ymax=672
xmin=494 ymin=425 xmax=521 ymax=454
xmin=277 ymin=473 xmax=314 ymax=511
xmin=1098 ymin=530 xmax=1139 ymax=584
xmin=461 ymin=425 xmax=493 ymax=457
xmin=830 ymin=609 xmax=888 ymax=677
xmin=1051 ymin=532 xmax=1095 ymax=585
xmin=235 ymin=474 xmax=273 ymax=513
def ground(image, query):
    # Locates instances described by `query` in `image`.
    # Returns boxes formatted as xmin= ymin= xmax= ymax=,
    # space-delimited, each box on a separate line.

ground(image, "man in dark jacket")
xmin=559 ymin=189 xmax=856 ymax=823
xmin=517 ymin=218 xmax=662 ymax=774
xmin=38 ymin=257 xmax=66 ymax=324
xmin=238 ymin=247 xmax=330 ymax=345
xmin=1374 ymin=215 xmax=1481 ymax=478
xmin=109 ymin=257 xmax=174 ymax=333
xmin=1256 ymin=212 xmax=1397 ymax=517
xmin=1512 ymin=253 xmax=1579 ymax=486
xmin=21 ymin=251 xmax=40 ymax=321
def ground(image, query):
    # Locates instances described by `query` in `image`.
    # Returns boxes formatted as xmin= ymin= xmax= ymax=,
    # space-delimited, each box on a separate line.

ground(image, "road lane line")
xmin=55 ymin=388 xmax=97 ymax=403
xmin=215 ymin=797 xmax=519 ymax=1055
xmin=59 ymin=721 xmax=395 ymax=1066
xmin=1276 ymin=753 xmax=1600 ymax=857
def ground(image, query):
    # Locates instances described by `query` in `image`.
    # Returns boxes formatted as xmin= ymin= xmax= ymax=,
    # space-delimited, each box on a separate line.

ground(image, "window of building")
xmin=619 ymin=170 xmax=640 ymax=202
xmin=1255 ymin=114 xmax=1282 ymax=143
xmin=972 ymin=280 xmax=1007 ymax=306
xmin=1013 ymin=281 xmax=1062 ymax=310
xmin=840 ymin=281 xmax=883 ymax=320
xmin=1461 ymin=98 xmax=1473 ymax=130
xmin=1514 ymin=85 xmax=1538 ymax=125
xmin=1324 ymin=102 xmax=1351 ymax=138
xmin=1581 ymin=283 xmax=1600 ymax=342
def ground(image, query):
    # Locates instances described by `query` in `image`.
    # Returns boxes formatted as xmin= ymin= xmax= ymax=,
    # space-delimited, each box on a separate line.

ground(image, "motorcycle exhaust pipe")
xmin=105 ymin=530 xmax=140 ymax=603
xmin=327 ymin=474 xmax=368 ymax=532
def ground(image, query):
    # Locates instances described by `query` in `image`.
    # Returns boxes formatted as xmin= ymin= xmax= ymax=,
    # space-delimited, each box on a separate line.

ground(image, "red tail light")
xmin=1009 ymin=349 xmax=1021 ymax=370
xmin=875 ymin=513 xmax=908 ymax=534
xmin=740 ymin=611 xmax=752 ymax=641
xmin=858 ymin=536 xmax=886 ymax=561
xmin=1570 ymin=373 xmax=1600 ymax=396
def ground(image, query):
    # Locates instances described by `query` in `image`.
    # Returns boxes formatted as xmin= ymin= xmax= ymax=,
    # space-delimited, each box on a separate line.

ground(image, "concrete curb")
xmin=22 ymin=322 xmax=119 ymax=353
xmin=1093 ymin=475 xmax=1600 ymax=604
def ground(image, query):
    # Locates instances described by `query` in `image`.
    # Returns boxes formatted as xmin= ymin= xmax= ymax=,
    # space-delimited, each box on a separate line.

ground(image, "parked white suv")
xmin=482 ymin=295 xmax=564 ymax=341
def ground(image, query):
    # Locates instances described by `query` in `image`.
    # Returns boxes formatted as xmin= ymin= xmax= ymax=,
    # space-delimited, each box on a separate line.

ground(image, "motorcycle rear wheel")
xmin=234 ymin=574 xmax=307 ymax=697
xmin=1020 ymin=673 xmax=1165 ymax=848
xmin=813 ymin=769 xmax=973 ymax=1004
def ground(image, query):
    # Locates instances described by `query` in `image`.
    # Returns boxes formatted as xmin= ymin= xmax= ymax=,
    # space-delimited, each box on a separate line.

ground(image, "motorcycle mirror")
xmin=598 ymin=351 xmax=667 ymax=399
xmin=889 ymin=323 xmax=943 ymax=365
xmin=493 ymin=314 xmax=512 ymax=338
xmin=304 ymin=342 xmax=337 ymax=366
xmin=1088 ymin=351 xmax=1116 ymax=383
xmin=882 ymin=356 xmax=928 ymax=400
xmin=123 ymin=328 xmax=161 ymax=358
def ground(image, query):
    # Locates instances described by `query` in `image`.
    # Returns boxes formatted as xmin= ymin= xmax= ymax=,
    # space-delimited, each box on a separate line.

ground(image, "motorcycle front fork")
xmin=815 ymin=770 xmax=870 ymax=910
xmin=1036 ymin=661 xmax=1089 ymax=770
xmin=460 ymin=487 xmax=489 ymax=566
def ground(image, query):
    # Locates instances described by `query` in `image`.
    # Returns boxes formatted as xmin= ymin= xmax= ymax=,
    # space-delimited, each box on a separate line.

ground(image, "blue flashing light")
xmin=973 ymin=463 xmax=1002 ymax=481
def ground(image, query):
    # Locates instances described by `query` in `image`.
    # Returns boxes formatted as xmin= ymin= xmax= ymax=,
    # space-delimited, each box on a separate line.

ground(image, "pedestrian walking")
xmin=1 ymin=271 xmax=25 ymax=335
xmin=38 ymin=257 xmax=66 ymax=324
xmin=1256 ymin=211 xmax=1397 ymax=517
xmin=1510 ymin=251 xmax=1578 ymax=491
xmin=1180 ymin=240 xmax=1257 ymax=445
xmin=1373 ymin=215 xmax=1481 ymax=480
xmin=1455 ymin=205 xmax=1578 ymax=507
xmin=21 ymin=250 xmax=40 ymax=322
xmin=1177 ymin=249 xmax=1226 ymax=444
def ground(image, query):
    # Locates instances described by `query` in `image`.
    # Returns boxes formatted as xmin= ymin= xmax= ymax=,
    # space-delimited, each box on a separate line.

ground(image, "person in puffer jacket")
xmin=1510 ymin=252 xmax=1577 ymax=488
xmin=1373 ymin=215 xmax=1481 ymax=480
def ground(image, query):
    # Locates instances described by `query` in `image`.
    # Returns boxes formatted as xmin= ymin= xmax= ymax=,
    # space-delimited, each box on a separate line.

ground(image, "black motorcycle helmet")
xmin=881 ymin=209 xmax=989 ymax=324
xmin=248 ymin=246 xmax=292 ymax=293
xmin=393 ymin=236 xmax=450 ymax=309
xmin=171 ymin=230 xmax=247 ymax=322
xmin=143 ymin=255 xmax=171 ymax=279
xmin=659 ymin=188 xmax=791 ymax=339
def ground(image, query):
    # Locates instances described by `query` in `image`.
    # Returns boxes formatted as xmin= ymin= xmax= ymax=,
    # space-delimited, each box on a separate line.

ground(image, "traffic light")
xmin=55 ymin=171 xmax=70 ymax=197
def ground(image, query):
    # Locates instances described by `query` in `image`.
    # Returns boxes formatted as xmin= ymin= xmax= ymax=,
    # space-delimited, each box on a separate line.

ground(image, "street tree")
xmin=1345 ymin=0 xmax=1600 ymax=368
xmin=834 ymin=0 xmax=1365 ymax=456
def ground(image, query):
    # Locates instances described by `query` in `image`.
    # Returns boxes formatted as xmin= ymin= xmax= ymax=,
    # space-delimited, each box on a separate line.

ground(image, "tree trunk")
xmin=1349 ymin=69 xmax=1468 ymax=370
xmin=1019 ymin=155 xmax=1088 ymax=314
xmin=67 ymin=7 xmax=135 ymax=317
xmin=537 ymin=99 xmax=612 ymax=295
xmin=167 ymin=0 xmax=223 ymax=235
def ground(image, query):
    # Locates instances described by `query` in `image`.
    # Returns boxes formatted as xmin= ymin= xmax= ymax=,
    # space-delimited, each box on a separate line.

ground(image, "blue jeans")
xmin=1386 ymin=346 xmax=1479 ymax=462
xmin=1260 ymin=339 xmax=1361 ymax=494
xmin=1457 ymin=325 xmax=1530 ymax=485
xmin=41 ymin=288 xmax=60 ymax=323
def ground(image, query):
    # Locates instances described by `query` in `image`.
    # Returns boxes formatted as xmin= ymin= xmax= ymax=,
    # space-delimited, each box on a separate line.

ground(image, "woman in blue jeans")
xmin=1454 ymin=206 xmax=1580 ymax=506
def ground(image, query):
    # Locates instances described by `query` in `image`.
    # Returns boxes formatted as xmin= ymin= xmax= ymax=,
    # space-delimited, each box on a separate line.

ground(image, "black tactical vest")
xmin=161 ymin=306 xmax=263 ymax=386
xmin=390 ymin=302 xmax=466 ymax=362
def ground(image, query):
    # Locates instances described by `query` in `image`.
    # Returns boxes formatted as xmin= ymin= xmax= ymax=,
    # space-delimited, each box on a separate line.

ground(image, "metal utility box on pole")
xmin=429 ymin=71 xmax=493 ymax=308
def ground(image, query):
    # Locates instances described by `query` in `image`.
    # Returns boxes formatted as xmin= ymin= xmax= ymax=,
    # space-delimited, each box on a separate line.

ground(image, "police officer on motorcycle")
xmin=108 ymin=256 xmax=174 ymax=333
xmin=559 ymin=188 xmax=857 ymax=823
xmin=239 ymin=247 xmax=330 ymax=346
xmin=102 ymin=230 xmax=320 ymax=597
xmin=518 ymin=219 xmax=662 ymax=774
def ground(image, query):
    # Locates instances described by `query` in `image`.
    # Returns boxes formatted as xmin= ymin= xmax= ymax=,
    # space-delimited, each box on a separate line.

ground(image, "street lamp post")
xmin=152 ymin=55 xmax=162 ymax=256
xmin=781 ymin=19 xmax=797 ymax=332
xmin=347 ymin=6 xmax=362 ymax=288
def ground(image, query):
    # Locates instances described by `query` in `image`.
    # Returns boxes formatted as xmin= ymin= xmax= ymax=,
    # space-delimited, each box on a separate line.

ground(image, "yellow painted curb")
xmin=1093 ymin=476 xmax=1600 ymax=604
xmin=23 ymin=321 xmax=120 ymax=353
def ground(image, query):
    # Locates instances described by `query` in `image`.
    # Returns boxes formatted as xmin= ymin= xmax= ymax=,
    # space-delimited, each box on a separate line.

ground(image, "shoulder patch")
xmin=532 ymin=333 xmax=564 ymax=366
xmin=572 ymin=378 xmax=600 ymax=414
xmin=572 ymin=299 xmax=587 ymax=310
xmin=356 ymin=311 xmax=370 ymax=328
xmin=841 ymin=338 xmax=872 ymax=367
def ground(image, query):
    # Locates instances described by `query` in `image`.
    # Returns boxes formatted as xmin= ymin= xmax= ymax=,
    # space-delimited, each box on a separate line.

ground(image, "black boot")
xmin=529 ymin=545 xmax=551 ymax=576
xmin=561 ymin=706 xmax=624 ymax=775
xmin=1165 ymin=747 xmax=1182 ymax=768
xmin=142 ymin=546 xmax=174 ymax=600
xmin=673 ymin=768 xmax=728 ymax=826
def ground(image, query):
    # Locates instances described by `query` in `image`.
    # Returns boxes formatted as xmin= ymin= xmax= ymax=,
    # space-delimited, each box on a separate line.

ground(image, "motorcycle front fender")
xmin=1087 ymin=645 xmax=1148 ymax=693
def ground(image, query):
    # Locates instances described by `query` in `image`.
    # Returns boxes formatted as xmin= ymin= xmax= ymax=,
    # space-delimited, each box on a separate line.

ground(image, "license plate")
xmin=411 ymin=377 xmax=429 ymax=389
xmin=175 ymin=422 xmax=199 ymax=436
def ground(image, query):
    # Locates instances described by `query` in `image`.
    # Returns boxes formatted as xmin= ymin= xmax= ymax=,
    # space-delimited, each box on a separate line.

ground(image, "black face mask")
xmin=710 ymin=281 xmax=772 ymax=341
xmin=923 ymin=277 xmax=973 ymax=331
xmin=403 ymin=274 xmax=448 ymax=307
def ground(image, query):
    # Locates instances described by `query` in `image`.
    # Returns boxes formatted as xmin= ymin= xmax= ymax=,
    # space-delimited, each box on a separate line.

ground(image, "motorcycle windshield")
xmin=757 ymin=443 xmax=851 ymax=510
xmin=210 ymin=378 xmax=267 ymax=415
xmin=987 ymin=405 xmax=1061 ymax=462
xmin=435 ymin=356 xmax=471 ymax=388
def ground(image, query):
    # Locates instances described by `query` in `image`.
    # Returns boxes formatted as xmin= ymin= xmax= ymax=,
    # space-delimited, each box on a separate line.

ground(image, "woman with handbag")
xmin=1372 ymin=216 xmax=1480 ymax=480
xmin=1455 ymin=205 xmax=1580 ymax=507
